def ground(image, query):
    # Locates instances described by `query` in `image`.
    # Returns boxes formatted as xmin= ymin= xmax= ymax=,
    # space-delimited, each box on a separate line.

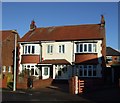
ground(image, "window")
xmin=80 ymin=44 xmax=83 ymax=52
xmin=8 ymin=66 xmax=11 ymax=72
xmin=3 ymin=66 xmax=6 ymax=72
xmin=106 ymin=56 xmax=112 ymax=63
xmin=88 ymin=44 xmax=92 ymax=52
xmin=79 ymin=69 xmax=83 ymax=76
xmin=59 ymin=45 xmax=65 ymax=53
xmin=93 ymin=44 xmax=97 ymax=52
xmin=93 ymin=65 xmax=97 ymax=76
xmin=32 ymin=46 xmax=35 ymax=53
xmin=58 ymin=71 xmax=61 ymax=76
xmin=23 ymin=45 xmax=35 ymax=54
xmin=47 ymin=45 xmax=53 ymax=54
xmin=84 ymin=44 xmax=87 ymax=52
xmin=22 ymin=64 xmax=39 ymax=76
xmin=76 ymin=43 xmax=97 ymax=53
xmin=44 ymin=67 xmax=48 ymax=75
xmin=77 ymin=65 xmax=97 ymax=77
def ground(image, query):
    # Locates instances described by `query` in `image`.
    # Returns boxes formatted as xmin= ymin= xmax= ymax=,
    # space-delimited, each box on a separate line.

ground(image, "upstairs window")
xmin=76 ymin=43 xmax=97 ymax=53
xmin=59 ymin=45 xmax=65 ymax=53
xmin=23 ymin=45 xmax=35 ymax=54
xmin=47 ymin=45 xmax=53 ymax=54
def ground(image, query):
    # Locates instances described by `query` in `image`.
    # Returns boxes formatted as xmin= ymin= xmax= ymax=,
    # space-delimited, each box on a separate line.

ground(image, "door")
xmin=42 ymin=66 xmax=50 ymax=79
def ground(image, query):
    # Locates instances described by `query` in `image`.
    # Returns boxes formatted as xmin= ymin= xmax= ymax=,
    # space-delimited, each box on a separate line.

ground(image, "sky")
xmin=1 ymin=2 xmax=119 ymax=50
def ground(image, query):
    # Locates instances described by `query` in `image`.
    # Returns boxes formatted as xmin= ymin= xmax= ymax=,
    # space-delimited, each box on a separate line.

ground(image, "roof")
xmin=106 ymin=47 xmax=120 ymax=56
xmin=19 ymin=24 xmax=105 ymax=42
xmin=38 ymin=59 xmax=70 ymax=65
xmin=1 ymin=30 xmax=20 ymax=42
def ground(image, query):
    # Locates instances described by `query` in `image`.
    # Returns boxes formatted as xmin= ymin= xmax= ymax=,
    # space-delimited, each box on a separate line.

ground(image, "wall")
xmin=42 ymin=41 xmax=73 ymax=63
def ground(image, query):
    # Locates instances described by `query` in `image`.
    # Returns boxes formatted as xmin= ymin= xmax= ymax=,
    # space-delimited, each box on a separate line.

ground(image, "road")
xmin=1 ymin=88 xmax=92 ymax=102
xmin=1 ymin=85 xmax=120 ymax=103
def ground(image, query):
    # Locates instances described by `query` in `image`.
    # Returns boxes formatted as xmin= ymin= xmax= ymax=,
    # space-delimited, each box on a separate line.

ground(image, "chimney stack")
xmin=30 ymin=20 xmax=36 ymax=31
xmin=100 ymin=15 xmax=105 ymax=27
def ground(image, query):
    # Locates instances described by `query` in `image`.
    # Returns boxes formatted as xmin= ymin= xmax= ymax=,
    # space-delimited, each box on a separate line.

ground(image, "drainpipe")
xmin=40 ymin=43 xmax=42 ymax=62
xmin=39 ymin=43 xmax=42 ymax=79
xmin=72 ymin=41 xmax=75 ymax=77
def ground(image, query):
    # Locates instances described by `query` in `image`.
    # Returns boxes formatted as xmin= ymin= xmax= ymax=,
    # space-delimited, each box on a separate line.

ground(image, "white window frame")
xmin=59 ymin=45 xmax=65 ymax=53
xmin=22 ymin=64 xmax=39 ymax=76
xmin=76 ymin=43 xmax=97 ymax=53
xmin=3 ymin=66 xmax=6 ymax=72
xmin=47 ymin=45 xmax=53 ymax=54
xmin=8 ymin=66 xmax=11 ymax=72
xmin=23 ymin=45 xmax=36 ymax=54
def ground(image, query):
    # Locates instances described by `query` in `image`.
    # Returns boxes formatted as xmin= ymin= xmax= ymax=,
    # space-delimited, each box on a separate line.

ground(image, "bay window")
xmin=23 ymin=45 xmax=36 ymax=54
xmin=77 ymin=65 xmax=97 ymax=77
xmin=76 ymin=43 xmax=97 ymax=53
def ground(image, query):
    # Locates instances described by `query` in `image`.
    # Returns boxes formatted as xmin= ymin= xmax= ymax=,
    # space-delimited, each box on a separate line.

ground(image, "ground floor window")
xmin=22 ymin=64 xmax=39 ymax=76
xmin=75 ymin=65 xmax=98 ymax=77
xmin=44 ymin=67 xmax=48 ymax=75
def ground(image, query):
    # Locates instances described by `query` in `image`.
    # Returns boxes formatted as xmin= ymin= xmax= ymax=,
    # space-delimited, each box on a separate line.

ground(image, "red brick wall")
xmin=0 ymin=77 xmax=7 ymax=88
xmin=21 ymin=55 xmax=40 ymax=64
xmin=75 ymin=53 xmax=98 ymax=64
xmin=33 ymin=78 xmax=53 ymax=89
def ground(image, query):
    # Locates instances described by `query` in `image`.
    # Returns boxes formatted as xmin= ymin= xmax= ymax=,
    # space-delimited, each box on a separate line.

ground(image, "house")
xmin=0 ymin=30 xmax=20 ymax=88
xmin=105 ymin=47 xmax=120 ymax=84
xmin=18 ymin=15 xmax=106 ymax=82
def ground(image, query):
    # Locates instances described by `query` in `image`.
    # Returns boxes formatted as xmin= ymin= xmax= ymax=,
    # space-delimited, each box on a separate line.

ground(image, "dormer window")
xmin=76 ymin=43 xmax=97 ymax=53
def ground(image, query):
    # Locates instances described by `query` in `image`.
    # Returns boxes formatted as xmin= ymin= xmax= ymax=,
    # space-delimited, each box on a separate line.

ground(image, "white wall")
xmin=42 ymin=41 xmax=73 ymax=64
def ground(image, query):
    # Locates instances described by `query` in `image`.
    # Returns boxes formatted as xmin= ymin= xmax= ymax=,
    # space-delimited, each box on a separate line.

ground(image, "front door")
xmin=42 ymin=66 xmax=50 ymax=79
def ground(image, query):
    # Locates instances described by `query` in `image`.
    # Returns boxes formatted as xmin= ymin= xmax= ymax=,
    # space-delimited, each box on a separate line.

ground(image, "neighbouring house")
xmin=18 ymin=15 xmax=106 ymax=83
xmin=105 ymin=47 xmax=120 ymax=84
xmin=0 ymin=30 xmax=20 ymax=88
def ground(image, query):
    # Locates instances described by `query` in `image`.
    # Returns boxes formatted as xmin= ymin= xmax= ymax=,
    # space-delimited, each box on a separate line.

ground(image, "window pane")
xmin=84 ymin=69 xmax=87 ymax=76
xmin=80 ymin=44 xmax=83 ymax=52
xmin=28 ymin=46 xmax=31 ymax=53
xmin=32 ymin=46 xmax=34 ymax=53
xmin=76 ymin=44 xmax=79 ymax=53
xmin=59 ymin=45 xmax=61 ymax=53
xmin=93 ymin=44 xmax=97 ymax=52
xmin=84 ymin=44 xmax=87 ymax=52
xmin=47 ymin=45 xmax=50 ymax=53
xmin=88 ymin=44 xmax=92 ymax=52
xmin=25 ymin=46 xmax=27 ymax=54
xmin=44 ymin=67 xmax=48 ymax=75
xmin=51 ymin=45 xmax=53 ymax=53
xmin=31 ymin=69 xmax=34 ymax=75
xmin=93 ymin=70 xmax=96 ymax=76
xmin=88 ymin=69 xmax=92 ymax=76
xmin=62 ymin=45 xmax=65 ymax=53
xmin=58 ymin=71 xmax=61 ymax=76
xmin=79 ymin=69 xmax=83 ymax=76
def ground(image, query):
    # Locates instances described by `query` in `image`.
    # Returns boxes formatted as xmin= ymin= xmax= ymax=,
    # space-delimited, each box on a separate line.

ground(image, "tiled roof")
xmin=106 ymin=47 xmax=120 ymax=56
xmin=1 ymin=30 xmax=13 ymax=41
xmin=1 ymin=30 xmax=20 ymax=41
xmin=38 ymin=59 xmax=70 ymax=65
xmin=19 ymin=24 xmax=105 ymax=42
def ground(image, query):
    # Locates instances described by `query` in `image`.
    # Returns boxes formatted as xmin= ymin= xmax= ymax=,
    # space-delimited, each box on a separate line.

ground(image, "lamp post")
xmin=12 ymin=30 xmax=17 ymax=91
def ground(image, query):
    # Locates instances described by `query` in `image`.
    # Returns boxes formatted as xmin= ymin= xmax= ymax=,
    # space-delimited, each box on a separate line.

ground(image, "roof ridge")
xmin=36 ymin=23 xmax=100 ymax=29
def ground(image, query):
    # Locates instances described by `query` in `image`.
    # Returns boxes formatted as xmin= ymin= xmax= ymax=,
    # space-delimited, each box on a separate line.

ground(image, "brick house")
xmin=18 ymin=15 xmax=106 ymax=83
xmin=105 ymin=47 xmax=120 ymax=84
xmin=0 ymin=30 xmax=20 ymax=88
